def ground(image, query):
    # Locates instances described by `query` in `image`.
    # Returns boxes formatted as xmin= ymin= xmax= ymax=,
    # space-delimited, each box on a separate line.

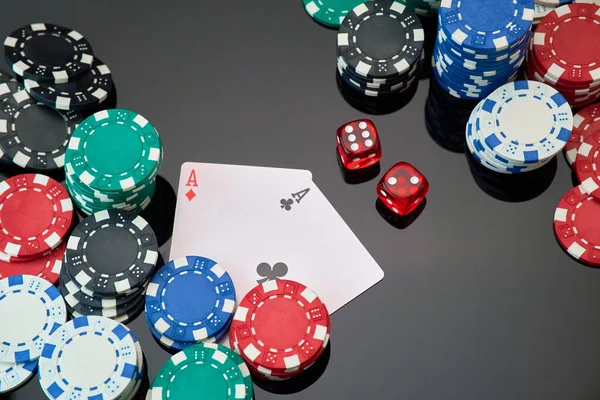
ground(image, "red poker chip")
xmin=554 ymin=184 xmax=600 ymax=267
xmin=564 ymin=104 xmax=600 ymax=167
xmin=229 ymin=327 xmax=328 ymax=381
xmin=0 ymin=241 xmax=66 ymax=285
xmin=532 ymin=3 xmax=600 ymax=87
xmin=230 ymin=279 xmax=330 ymax=375
xmin=575 ymin=130 xmax=600 ymax=198
xmin=0 ymin=174 xmax=73 ymax=258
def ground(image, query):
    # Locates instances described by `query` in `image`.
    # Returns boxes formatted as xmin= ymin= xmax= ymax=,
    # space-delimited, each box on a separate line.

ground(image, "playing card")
xmin=170 ymin=162 xmax=384 ymax=315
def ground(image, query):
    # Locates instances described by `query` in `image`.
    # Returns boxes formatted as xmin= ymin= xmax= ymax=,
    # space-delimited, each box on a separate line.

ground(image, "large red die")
xmin=377 ymin=162 xmax=429 ymax=216
xmin=336 ymin=119 xmax=381 ymax=170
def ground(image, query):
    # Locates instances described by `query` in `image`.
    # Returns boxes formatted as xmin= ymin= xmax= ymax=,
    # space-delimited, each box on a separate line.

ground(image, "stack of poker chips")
xmin=149 ymin=343 xmax=253 ymax=400
xmin=563 ymin=103 xmax=600 ymax=167
xmin=465 ymin=80 xmax=573 ymax=174
xmin=336 ymin=1 xmax=424 ymax=98
xmin=5 ymin=23 xmax=115 ymax=113
xmin=0 ymin=174 xmax=73 ymax=285
xmin=555 ymin=104 xmax=600 ymax=267
xmin=229 ymin=279 xmax=331 ymax=381
xmin=525 ymin=3 xmax=600 ymax=108
xmin=433 ymin=0 xmax=533 ymax=100
xmin=64 ymin=108 xmax=163 ymax=215
xmin=38 ymin=316 xmax=145 ymax=400
xmin=0 ymin=275 xmax=67 ymax=395
xmin=0 ymin=23 xmax=115 ymax=171
xmin=144 ymin=256 xmax=237 ymax=351
xmin=58 ymin=209 xmax=159 ymax=323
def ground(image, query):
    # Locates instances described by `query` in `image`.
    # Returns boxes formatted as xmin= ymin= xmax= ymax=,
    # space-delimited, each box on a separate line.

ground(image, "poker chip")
xmin=63 ymin=209 xmax=159 ymax=298
xmin=24 ymin=57 xmax=113 ymax=111
xmin=0 ymin=359 xmax=37 ymax=394
xmin=4 ymin=23 xmax=93 ymax=83
xmin=0 ymin=274 xmax=67 ymax=364
xmin=433 ymin=0 xmax=533 ymax=100
xmin=61 ymin=280 xmax=145 ymax=318
xmin=564 ymin=103 xmax=600 ymax=166
xmin=0 ymin=174 xmax=73 ymax=259
xmin=145 ymin=255 xmax=236 ymax=345
xmin=0 ymin=241 xmax=65 ymax=285
xmin=64 ymin=108 xmax=163 ymax=215
xmin=336 ymin=1 xmax=424 ymax=97
xmin=465 ymin=80 xmax=573 ymax=174
xmin=0 ymin=89 xmax=83 ymax=170
xmin=38 ymin=316 xmax=140 ymax=400
xmin=70 ymin=296 xmax=145 ymax=325
xmin=533 ymin=1 xmax=556 ymax=25
xmin=554 ymin=184 xmax=600 ymax=266
xmin=574 ymin=130 xmax=600 ymax=199
xmin=148 ymin=342 xmax=252 ymax=400
xmin=229 ymin=279 xmax=331 ymax=380
xmin=59 ymin=265 xmax=147 ymax=310
xmin=526 ymin=3 xmax=600 ymax=108
xmin=145 ymin=306 xmax=230 ymax=352
xmin=302 ymin=0 xmax=364 ymax=28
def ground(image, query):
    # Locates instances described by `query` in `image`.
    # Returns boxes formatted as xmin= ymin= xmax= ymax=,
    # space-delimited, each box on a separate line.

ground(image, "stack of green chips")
xmin=64 ymin=108 xmax=163 ymax=215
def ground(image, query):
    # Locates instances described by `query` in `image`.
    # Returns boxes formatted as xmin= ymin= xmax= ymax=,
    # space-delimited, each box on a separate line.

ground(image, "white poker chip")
xmin=0 ymin=274 xmax=67 ymax=364
xmin=0 ymin=359 xmax=37 ymax=394
xmin=476 ymin=80 xmax=573 ymax=164
xmin=38 ymin=316 xmax=139 ymax=400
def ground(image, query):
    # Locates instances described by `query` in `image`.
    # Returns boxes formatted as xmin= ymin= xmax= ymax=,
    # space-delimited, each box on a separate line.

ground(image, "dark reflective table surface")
xmin=3 ymin=2 xmax=600 ymax=400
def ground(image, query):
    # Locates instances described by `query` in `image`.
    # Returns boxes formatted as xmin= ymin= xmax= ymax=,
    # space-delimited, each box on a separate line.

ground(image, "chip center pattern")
xmin=252 ymin=296 xmax=309 ymax=349
xmin=60 ymin=335 xmax=116 ymax=387
xmin=1 ymin=189 xmax=54 ymax=239
xmin=0 ymin=293 xmax=45 ymax=343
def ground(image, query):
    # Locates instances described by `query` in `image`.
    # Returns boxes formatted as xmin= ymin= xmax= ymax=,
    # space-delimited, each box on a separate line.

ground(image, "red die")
xmin=377 ymin=162 xmax=429 ymax=216
xmin=336 ymin=119 xmax=381 ymax=170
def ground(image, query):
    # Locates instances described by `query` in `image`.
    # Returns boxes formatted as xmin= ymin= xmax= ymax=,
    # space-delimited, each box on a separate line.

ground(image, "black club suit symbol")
xmin=280 ymin=198 xmax=293 ymax=211
xmin=256 ymin=262 xmax=288 ymax=284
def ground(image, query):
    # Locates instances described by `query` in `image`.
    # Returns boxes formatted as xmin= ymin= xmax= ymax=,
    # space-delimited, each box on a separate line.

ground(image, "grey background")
xmin=4 ymin=1 xmax=600 ymax=399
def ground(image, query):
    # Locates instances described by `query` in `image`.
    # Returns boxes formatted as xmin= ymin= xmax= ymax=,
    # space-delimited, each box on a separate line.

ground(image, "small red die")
xmin=336 ymin=119 xmax=381 ymax=170
xmin=377 ymin=162 xmax=429 ymax=216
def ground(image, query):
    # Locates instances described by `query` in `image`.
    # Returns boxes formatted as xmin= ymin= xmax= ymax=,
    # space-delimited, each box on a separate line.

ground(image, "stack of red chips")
xmin=525 ymin=3 xmax=600 ymax=109
xmin=229 ymin=279 xmax=331 ymax=380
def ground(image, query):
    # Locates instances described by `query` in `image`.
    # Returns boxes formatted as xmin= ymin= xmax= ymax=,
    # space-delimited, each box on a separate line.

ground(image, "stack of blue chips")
xmin=433 ymin=0 xmax=534 ymax=100
xmin=144 ymin=255 xmax=236 ymax=352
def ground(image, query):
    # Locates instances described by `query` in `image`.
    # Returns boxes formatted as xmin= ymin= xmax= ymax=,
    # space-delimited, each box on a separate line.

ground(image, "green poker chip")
xmin=64 ymin=108 xmax=163 ymax=215
xmin=66 ymin=108 xmax=162 ymax=192
xmin=149 ymin=343 xmax=252 ymax=400
xmin=302 ymin=0 xmax=364 ymax=28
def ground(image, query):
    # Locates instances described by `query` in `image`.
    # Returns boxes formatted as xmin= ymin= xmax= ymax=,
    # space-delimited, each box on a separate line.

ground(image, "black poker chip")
xmin=64 ymin=209 xmax=159 ymax=296
xmin=337 ymin=1 xmax=424 ymax=80
xmin=4 ymin=23 xmax=94 ymax=83
xmin=59 ymin=266 xmax=147 ymax=310
xmin=24 ymin=57 xmax=113 ymax=111
xmin=0 ymin=89 xmax=82 ymax=170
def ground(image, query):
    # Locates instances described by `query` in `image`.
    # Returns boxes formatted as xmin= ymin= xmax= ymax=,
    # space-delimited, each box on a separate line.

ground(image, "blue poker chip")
xmin=433 ymin=1 xmax=533 ymax=100
xmin=144 ymin=306 xmax=230 ymax=351
xmin=464 ymin=80 xmax=572 ymax=174
xmin=145 ymin=255 xmax=236 ymax=343
xmin=0 ymin=359 xmax=37 ymax=394
xmin=439 ymin=0 xmax=534 ymax=53
xmin=477 ymin=80 xmax=572 ymax=164
xmin=0 ymin=275 xmax=67 ymax=364
xmin=38 ymin=316 xmax=139 ymax=399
